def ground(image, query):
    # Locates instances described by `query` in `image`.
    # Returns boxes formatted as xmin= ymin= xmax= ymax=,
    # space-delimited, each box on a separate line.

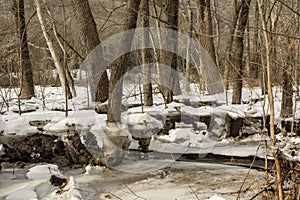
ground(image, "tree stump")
xmin=225 ymin=114 xmax=243 ymax=137
xmin=61 ymin=125 xmax=95 ymax=165
xmin=101 ymin=123 xmax=131 ymax=166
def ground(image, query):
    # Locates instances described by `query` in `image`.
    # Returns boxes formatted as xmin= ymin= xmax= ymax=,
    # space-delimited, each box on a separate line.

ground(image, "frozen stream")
xmin=0 ymin=160 xmax=268 ymax=200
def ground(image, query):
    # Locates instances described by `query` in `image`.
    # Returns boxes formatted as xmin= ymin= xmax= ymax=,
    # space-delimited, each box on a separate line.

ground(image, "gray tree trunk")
xmin=13 ymin=0 xmax=35 ymax=99
xmin=159 ymin=0 xmax=181 ymax=104
xmin=141 ymin=0 xmax=153 ymax=106
xmin=231 ymin=0 xmax=251 ymax=104
xmin=196 ymin=0 xmax=216 ymax=63
xmin=281 ymin=39 xmax=293 ymax=118
xmin=104 ymin=0 xmax=141 ymax=166
xmin=107 ymin=0 xmax=141 ymax=123
xmin=71 ymin=0 xmax=109 ymax=103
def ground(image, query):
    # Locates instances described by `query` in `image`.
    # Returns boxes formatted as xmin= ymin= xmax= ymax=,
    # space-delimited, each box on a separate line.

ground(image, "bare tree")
xmin=196 ymin=0 xmax=216 ymax=63
xmin=34 ymin=0 xmax=72 ymax=99
xmin=257 ymin=0 xmax=284 ymax=199
xmin=230 ymin=0 xmax=251 ymax=104
xmin=159 ymin=0 xmax=181 ymax=104
xmin=107 ymin=0 xmax=141 ymax=123
xmin=13 ymin=0 xmax=35 ymax=99
xmin=281 ymin=38 xmax=294 ymax=118
xmin=43 ymin=0 xmax=76 ymax=99
xmin=140 ymin=0 xmax=153 ymax=106
xmin=71 ymin=0 xmax=109 ymax=103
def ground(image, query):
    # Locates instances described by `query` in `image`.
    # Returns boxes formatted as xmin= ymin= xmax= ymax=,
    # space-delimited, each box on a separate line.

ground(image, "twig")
xmin=122 ymin=181 xmax=147 ymax=200
xmin=107 ymin=192 xmax=123 ymax=200
xmin=188 ymin=184 xmax=200 ymax=200
xmin=236 ymin=139 xmax=262 ymax=199
xmin=249 ymin=181 xmax=275 ymax=200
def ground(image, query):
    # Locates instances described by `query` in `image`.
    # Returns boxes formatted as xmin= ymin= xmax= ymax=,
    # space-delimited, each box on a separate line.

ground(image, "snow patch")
xmin=124 ymin=112 xmax=163 ymax=130
xmin=26 ymin=164 xmax=62 ymax=180
xmin=50 ymin=176 xmax=83 ymax=200
xmin=159 ymin=128 xmax=208 ymax=147
xmin=5 ymin=186 xmax=37 ymax=200
xmin=208 ymin=195 xmax=226 ymax=200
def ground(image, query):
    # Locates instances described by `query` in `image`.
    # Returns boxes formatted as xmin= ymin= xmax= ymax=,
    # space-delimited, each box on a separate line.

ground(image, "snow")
xmin=208 ymin=195 xmax=226 ymax=200
xmin=84 ymin=165 xmax=105 ymax=175
xmin=43 ymin=110 xmax=99 ymax=132
xmin=123 ymin=112 xmax=163 ymax=130
xmin=0 ymin=82 xmax=299 ymax=199
xmin=50 ymin=176 xmax=83 ymax=200
xmin=1 ymin=112 xmax=38 ymax=135
xmin=159 ymin=128 xmax=208 ymax=146
xmin=4 ymin=186 xmax=38 ymax=200
xmin=277 ymin=134 xmax=300 ymax=161
xmin=26 ymin=164 xmax=62 ymax=180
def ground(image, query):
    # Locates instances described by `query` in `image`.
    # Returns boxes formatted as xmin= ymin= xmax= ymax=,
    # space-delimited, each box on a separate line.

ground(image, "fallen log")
xmin=0 ymin=128 xmax=96 ymax=168
xmin=0 ymin=133 xmax=68 ymax=165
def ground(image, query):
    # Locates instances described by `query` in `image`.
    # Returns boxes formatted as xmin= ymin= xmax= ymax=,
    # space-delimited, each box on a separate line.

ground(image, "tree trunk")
xmin=231 ymin=0 xmax=251 ymax=104
xmin=71 ymin=0 xmax=109 ymax=103
xmin=107 ymin=0 xmax=141 ymax=123
xmin=251 ymin=1 xmax=260 ymax=80
xmin=281 ymin=39 xmax=293 ymax=118
xmin=34 ymin=0 xmax=72 ymax=99
xmin=13 ymin=0 xmax=35 ymax=99
xmin=141 ymin=0 xmax=153 ymax=106
xmin=196 ymin=0 xmax=216 ymax=63
xmin=224 ymin=0 xmax=243 ymax=104
xmin=185 ymin=0 xmax=193 ymax=93
xmin=104 ymin=0 xmax=141 ymax=166
xmin=159 ymin=0 xmax=181 ymax=104
xmin=257 ymin=0 xmax=284 ymax=199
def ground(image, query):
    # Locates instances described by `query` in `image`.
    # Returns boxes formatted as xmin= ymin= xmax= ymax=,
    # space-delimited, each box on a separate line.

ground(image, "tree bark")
xmin=104 ymin=0 xmax=141 ymax=166
xmin=185 ymin=0 xmax=193 ymax=92
xmin=13 ymin=0 xmax=35 ymax=99
xmin=196 ymin=0 xmax=216 ymax=63
xmin=251 ymin=1 xmax=260 ymax=80
xmin=141 ymin=0 xmax=153 ymax=107
xmin=257 ymin=0 xmax=284 ymax=199
xmin=107 ymin=0 xmax=141 ymax=123
xmin=34 ymin=0 xmax=72 ymax=99
xmin=231 ymin=0 xmax=251 ymax=104
xmin=281 ymin=39 xmax=293 ymax=118
xmin=159 ymin=0 xmax=181 ymax=104
xmin=224 ymin=0 xmax=243 ymax=104
xmin=71 ymin=0 xmax=109 ymax=103
xmin=43 ymin=0 xmax=76 ymax=99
